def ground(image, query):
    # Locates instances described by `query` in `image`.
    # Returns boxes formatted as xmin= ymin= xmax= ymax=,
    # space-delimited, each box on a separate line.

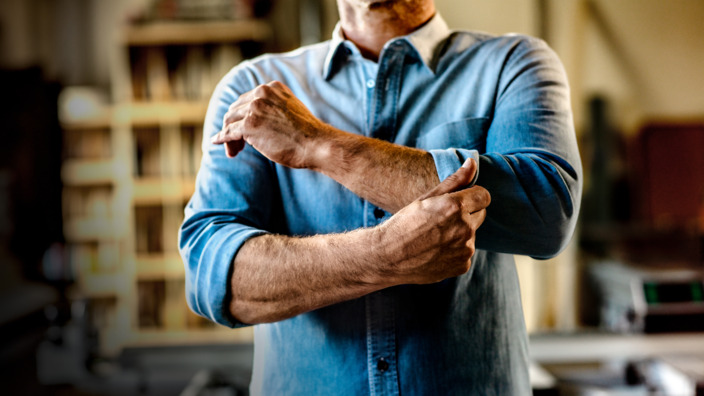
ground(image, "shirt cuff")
xmin=429 ymin=148 xmax=480 ymax=186
xmin=187 ymin=226 xmax=268 ymax=328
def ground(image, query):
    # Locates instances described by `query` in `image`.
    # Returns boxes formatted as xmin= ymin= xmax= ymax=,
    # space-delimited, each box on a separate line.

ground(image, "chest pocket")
xmin=415 ymin=117 xmax=490 ymax=152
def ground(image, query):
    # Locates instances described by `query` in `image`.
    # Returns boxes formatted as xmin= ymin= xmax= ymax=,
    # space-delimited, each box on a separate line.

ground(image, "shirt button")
xmin=366 ymin=79 xmax=375 ymax=89
xmin=373 ymin=207 xmax=385 ymax=219
xmin=377 ymin=357 xmax=389 ymax=372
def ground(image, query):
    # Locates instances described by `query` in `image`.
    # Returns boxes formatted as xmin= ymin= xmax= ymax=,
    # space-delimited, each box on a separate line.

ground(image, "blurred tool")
xmin=591 ymin=261 xmax=704 ymax=333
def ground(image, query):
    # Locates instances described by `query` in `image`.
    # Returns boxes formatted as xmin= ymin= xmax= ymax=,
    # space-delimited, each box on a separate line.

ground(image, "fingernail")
xmin=211 ymin=133 xmax=220 ymax=143
xmin=461 ymin=158 xmax=473 ymax=168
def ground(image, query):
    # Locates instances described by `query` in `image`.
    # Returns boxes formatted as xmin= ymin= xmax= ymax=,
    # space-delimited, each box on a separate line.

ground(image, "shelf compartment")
xmin=133 ymin=178 xmax=195 ymax=205
xmin=136 ymin=253 xmax=185 ymax=280
xmin=60 ymin=110 xmax=113 ymax=131
xmin=115 ymin=101 xmax=209 ymax=126
xmin=61 ymin=159 xmax=123 ymax=185
xmin=64 ymin=217 xmax=122 ymax=242
xmin=78 ymin=272 xmax=129 ymax=298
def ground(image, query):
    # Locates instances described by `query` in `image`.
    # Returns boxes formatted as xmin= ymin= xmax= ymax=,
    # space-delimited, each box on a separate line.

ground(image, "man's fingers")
xmin=417 ymin=158 xmax=477 ymax=201
xmin=467 ymin=207 xmax=487 ymax=227
xmin=211 ymin=131 xmax=226 ymax=144
xmin=463 ymin=207 xmax=487 ymax=246
xmin=223 ymin=102 xmax=248 ymax=125
xmin=211 ymin=125 xmax=240 ymax=144
xmin=225 ymin=140 xmax=245 ymax=158
xmin=218 ymin=85 xmax=269 ymax=142
xmin=212 ymin=119 xmax=245 ymax=158
xmin=450 ymin=185 xmax=491 ymax=215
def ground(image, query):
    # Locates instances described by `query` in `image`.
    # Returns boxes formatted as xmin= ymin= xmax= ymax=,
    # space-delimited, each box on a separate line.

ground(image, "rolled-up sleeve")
xmin=431 ymin=37 xmax=582 ymax=259
xmin=178 ymin=65 xmax=272 ymax=327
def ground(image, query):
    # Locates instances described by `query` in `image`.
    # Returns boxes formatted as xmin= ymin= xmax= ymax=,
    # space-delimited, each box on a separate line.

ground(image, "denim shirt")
xmin=179 ymin=14 xmax=581 ymax=396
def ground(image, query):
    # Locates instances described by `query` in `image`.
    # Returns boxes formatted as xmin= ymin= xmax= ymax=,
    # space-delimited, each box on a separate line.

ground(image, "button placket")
xmin=365 ymin=291 xmax=400 ymax=395
xmin=360 ymin=59 xmax=379 ymax=138
xmin=370 ymin=47 xmax=405 ymax=143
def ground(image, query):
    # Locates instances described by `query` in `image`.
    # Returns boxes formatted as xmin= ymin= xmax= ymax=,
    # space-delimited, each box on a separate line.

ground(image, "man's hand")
xmin=211 ymin=81 xmax=329 ymax=168
xmin=375 ymin=158 xmax=490 ymax=285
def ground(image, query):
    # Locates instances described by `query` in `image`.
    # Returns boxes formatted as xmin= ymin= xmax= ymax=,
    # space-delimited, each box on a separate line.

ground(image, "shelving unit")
xmin=61 ymin=17 xmax=273 ymax=355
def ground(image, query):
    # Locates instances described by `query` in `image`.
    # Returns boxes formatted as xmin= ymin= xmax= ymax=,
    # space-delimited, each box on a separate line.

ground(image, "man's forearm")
xmin=228 ymin=161 xmax=488 ymax=325
xmin=213 ymin=81 xmax=440 ymax=213
xmin=312 ymin=125 xmax=439 ymax=213
xmin=229 ymin=229 xmax=387 ymax=324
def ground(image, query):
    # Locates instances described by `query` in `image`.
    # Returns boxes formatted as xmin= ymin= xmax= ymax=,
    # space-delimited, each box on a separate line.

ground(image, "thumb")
xmin=417 ymin=158 xmax=477 ymax=201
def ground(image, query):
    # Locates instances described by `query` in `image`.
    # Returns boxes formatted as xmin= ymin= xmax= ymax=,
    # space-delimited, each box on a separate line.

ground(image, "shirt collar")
xmin=323 ymin=13 xmax=451 ymax=79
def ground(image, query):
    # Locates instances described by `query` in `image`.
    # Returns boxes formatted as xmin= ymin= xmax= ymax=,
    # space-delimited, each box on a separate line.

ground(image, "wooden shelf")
xmin=60 ymin=109 xmax=113 ymax=130
xmin=133 ymin=177 xmax=195 ymax=205
xmin=61 ymin=159 xmax=120 ymax=185
xmin=123 ymin=19 xmax=272 ymax=46
xmin=136 ymin=253 xmax=185 ymax=280
xmin=61 ymin=16 xmax=274 ymax=354
xmin=59 ymin=99 xmax=210 ymax=129
xmin=114 ymin=101 xmax=209 ymax=126
xmin=64 ymin=217 xmax=122 ymax=242
xmin=78 ymin=272 xmax=129 ymax=298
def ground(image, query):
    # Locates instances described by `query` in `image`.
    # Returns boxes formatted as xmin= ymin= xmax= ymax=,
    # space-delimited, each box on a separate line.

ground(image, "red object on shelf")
xmin=629 ymin=122 xmax=704 ymax=229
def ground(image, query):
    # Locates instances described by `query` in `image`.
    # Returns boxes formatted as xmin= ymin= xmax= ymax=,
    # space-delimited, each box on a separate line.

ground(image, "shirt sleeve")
xmin=430 ymin=36 xmax=582 ymax=259
xmin=178 ymin=64 xmax=272 ymax=327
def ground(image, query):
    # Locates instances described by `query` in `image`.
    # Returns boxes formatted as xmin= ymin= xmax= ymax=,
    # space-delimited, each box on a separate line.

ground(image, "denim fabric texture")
xmin=179 ymin=14 xmax=582 ymax=396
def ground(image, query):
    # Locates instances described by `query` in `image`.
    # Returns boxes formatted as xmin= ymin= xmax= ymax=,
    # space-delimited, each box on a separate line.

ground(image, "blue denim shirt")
xmin=179 ymin=14 xmax=581 ymax=395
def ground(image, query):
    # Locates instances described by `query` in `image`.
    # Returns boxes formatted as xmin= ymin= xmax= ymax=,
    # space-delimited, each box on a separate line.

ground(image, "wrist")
xmin=365 ymin=223 xmax=402 ymax=289
xmin=306 ymin=123 xmax=340 ymax=172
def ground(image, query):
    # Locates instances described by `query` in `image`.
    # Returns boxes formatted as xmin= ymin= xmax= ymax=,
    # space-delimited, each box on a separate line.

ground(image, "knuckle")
xmin=466 ymin=243 xmax=476 ymax=258
xmin=464 ymin=223 xmax=477 ymax=238
xmin=244 ymin=113 xmax=260 ymax=129
xmin=250 ymin=97 xmax=267 ymax=111
xmin=223 ymin=109 xmax=235 ymax=124
xmin=254 ymin=84 xmax=271 ymax=97
xmin=409 ymin=200 xmax=424 ymax=212
xmin=438 ymin=197 xmax=462 ymax=217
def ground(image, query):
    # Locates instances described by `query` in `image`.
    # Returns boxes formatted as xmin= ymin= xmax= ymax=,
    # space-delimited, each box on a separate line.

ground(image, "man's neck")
xmin=337 ymin=0 xmax=436 ymax=61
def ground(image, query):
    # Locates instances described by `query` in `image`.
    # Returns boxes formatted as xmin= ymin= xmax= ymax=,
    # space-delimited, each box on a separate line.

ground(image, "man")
xmin=179 ymin=0 xmax=581 ymax=394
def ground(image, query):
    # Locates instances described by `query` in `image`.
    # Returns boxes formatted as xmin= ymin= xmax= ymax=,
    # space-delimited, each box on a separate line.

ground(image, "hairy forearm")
xmin=228 ymin=161 xmax=488 ymax=325
xmin=312 ymin=126 xmax=439 ymax=213
xmin=230 ymin=229 xmax=389 ymax=324
xmin=214 ymin=82 xmax=440 ymax=212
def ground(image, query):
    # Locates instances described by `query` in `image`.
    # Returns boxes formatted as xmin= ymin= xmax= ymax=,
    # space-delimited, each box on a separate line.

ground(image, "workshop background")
xmin=1 ymin=0 xmax=703 ymax=395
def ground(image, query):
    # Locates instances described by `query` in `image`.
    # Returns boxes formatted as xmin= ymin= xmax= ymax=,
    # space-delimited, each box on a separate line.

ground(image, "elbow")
xmin=529 ymin=221 xmax=575 ymax=259
xmin=532 ymin=176 xmax=582 ymax=259
xmin=228 ymin=298 xmax=265 ymax=325
xmin=529 ymin=206 xmax=580 ymax=259
xmin=228 ymin=296 xmax=295 ymax=325
xmin=228 ymin=298 xmax=257 ymax=325
xmin=479 ymin=201 xmax=579 ymax=259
